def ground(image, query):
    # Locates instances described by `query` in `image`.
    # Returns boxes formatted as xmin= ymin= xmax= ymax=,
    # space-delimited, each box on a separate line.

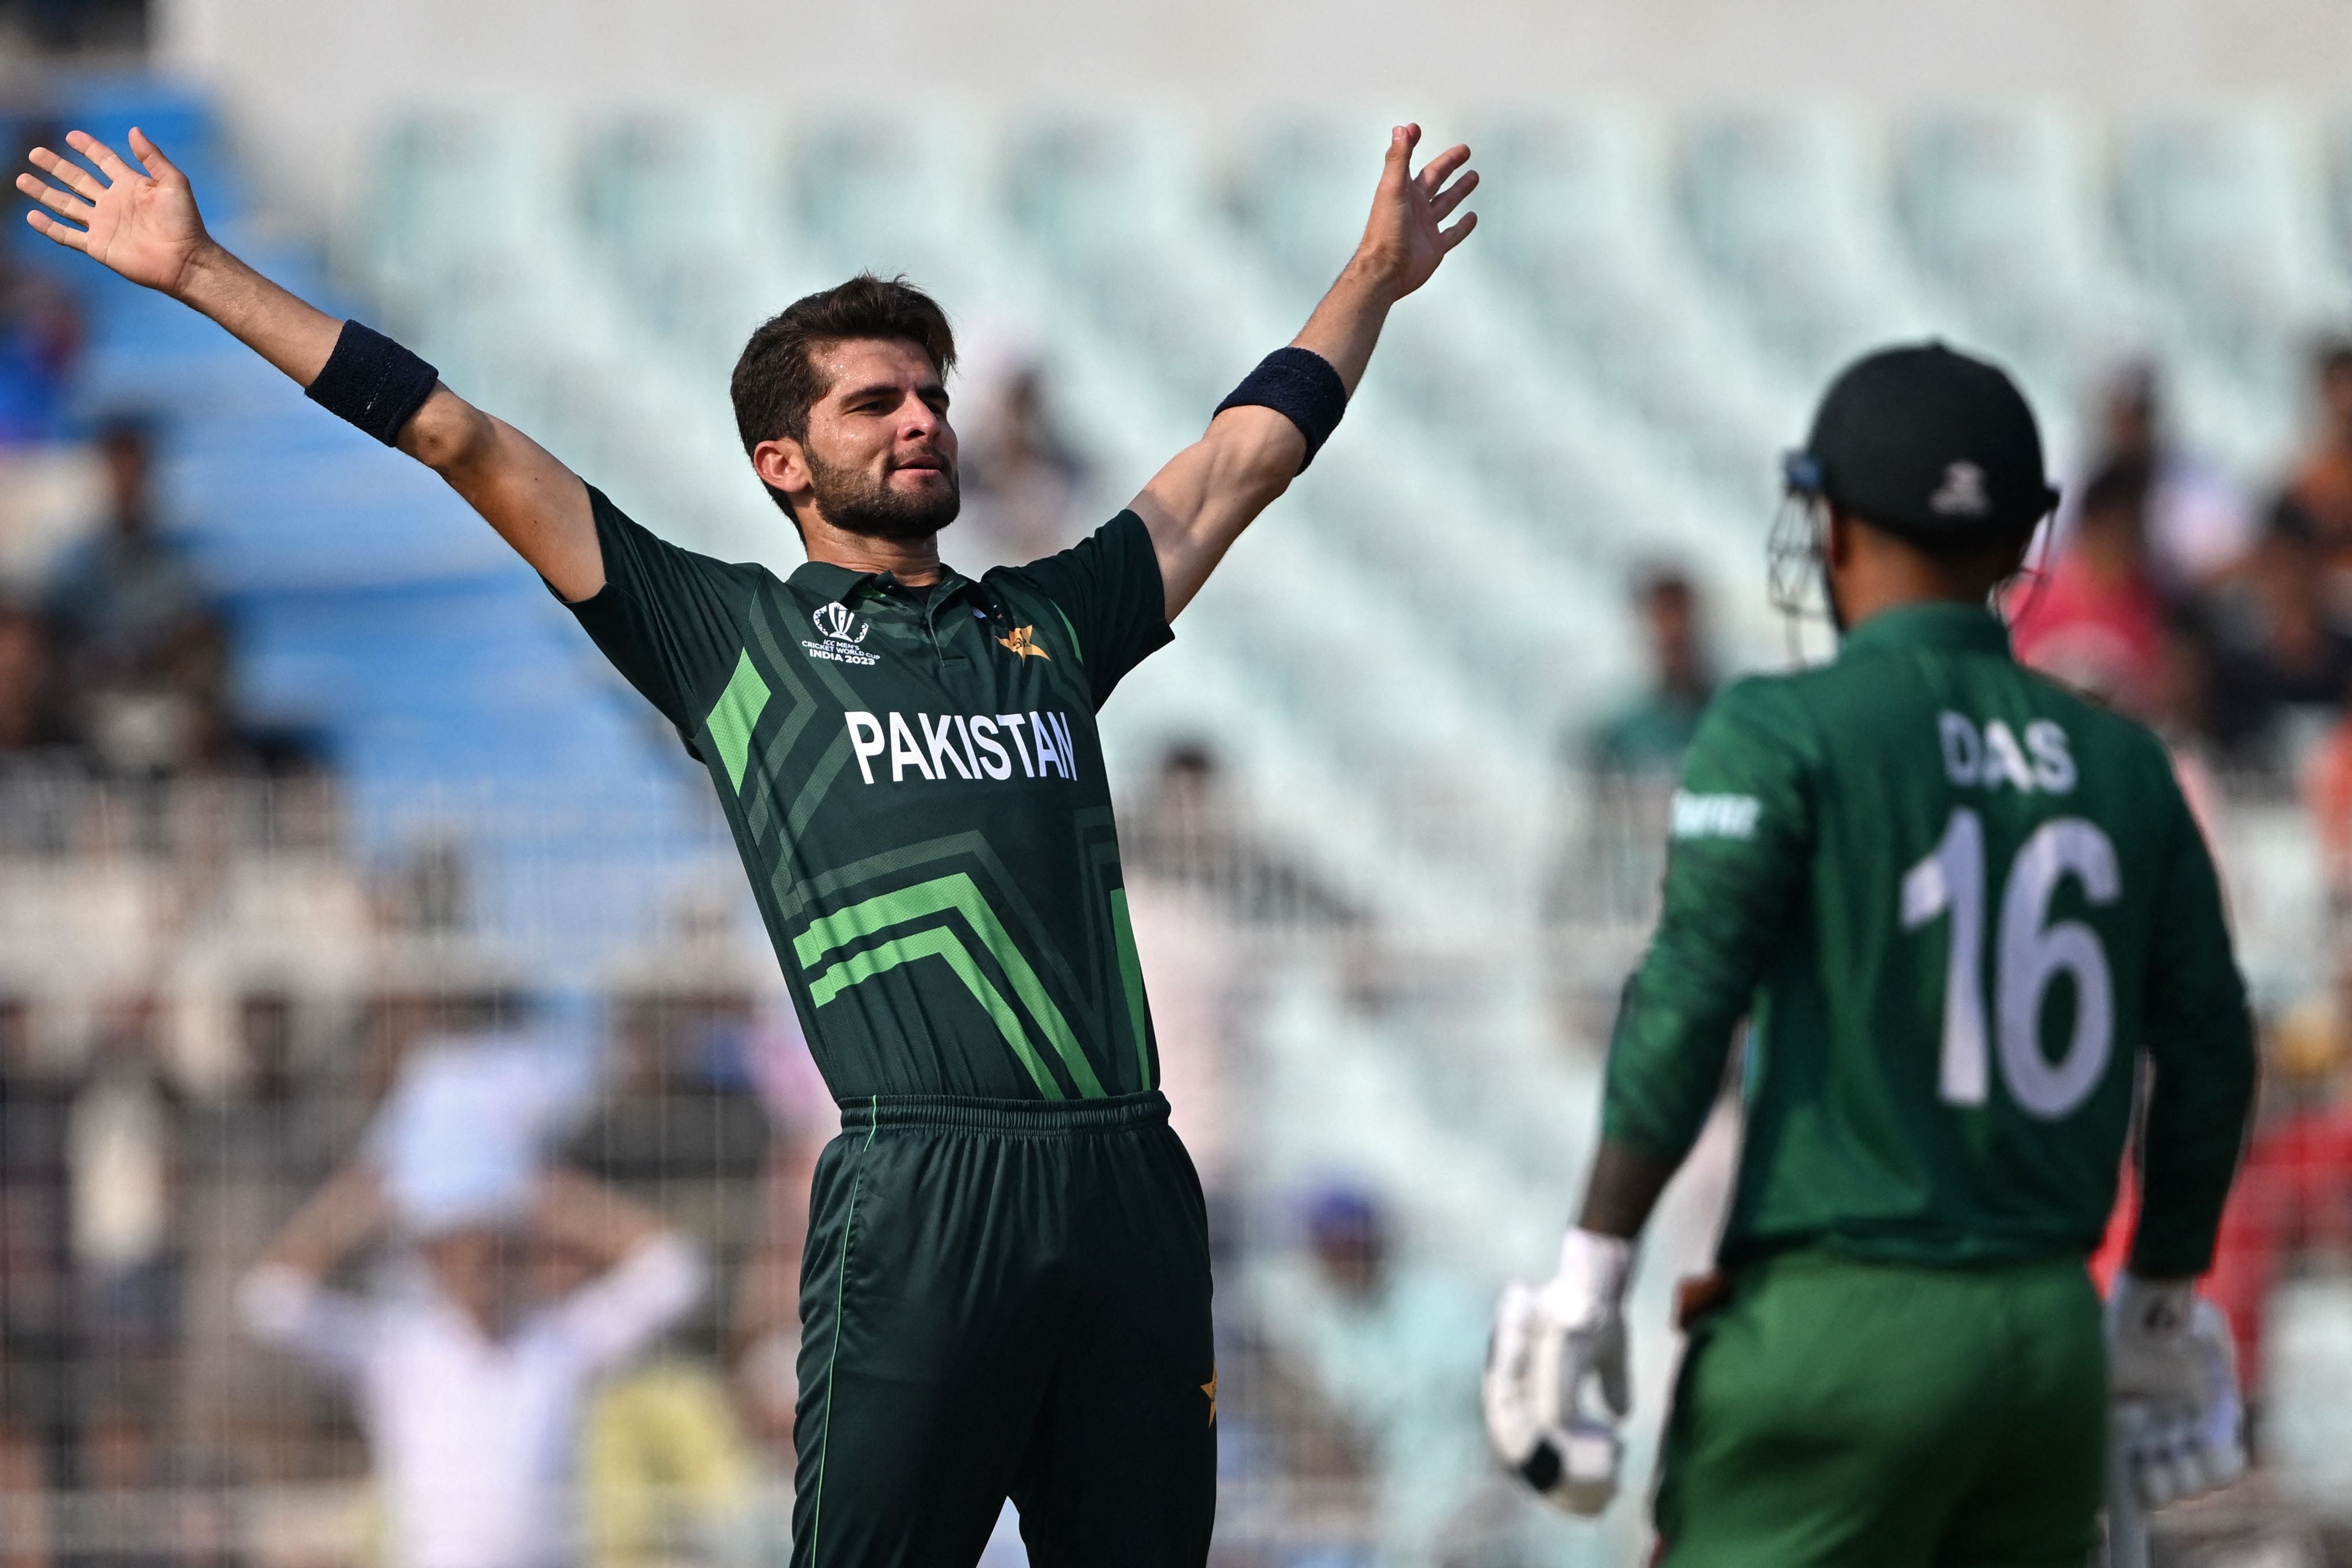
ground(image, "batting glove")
xmin=1483 ymin=1227 xmax=1632 ymax=1516
xmin=2106 ymin=1274 xmax=2246 ymax=1509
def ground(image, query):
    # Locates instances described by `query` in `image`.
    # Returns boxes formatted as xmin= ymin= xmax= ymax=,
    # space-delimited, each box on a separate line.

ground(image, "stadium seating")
xmin=25 ymin=82 xmax=2347 ymax=1295
xmin=321 ymin=96 xmax=2351 ymax=1296
xmin=13 ymin=81 xmax=719 ymax=985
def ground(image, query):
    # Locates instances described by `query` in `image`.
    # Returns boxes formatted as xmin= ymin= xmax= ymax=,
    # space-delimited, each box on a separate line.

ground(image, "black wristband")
xmin=305 ymin=320 xmax=441 ymax=446
xmin=1215 ymin=346 xmax=1347 ymax=472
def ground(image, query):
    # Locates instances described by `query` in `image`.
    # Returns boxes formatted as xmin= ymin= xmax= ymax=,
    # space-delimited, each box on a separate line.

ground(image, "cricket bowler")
xmin=19 ymin=119 xmax=1477 ymax=1566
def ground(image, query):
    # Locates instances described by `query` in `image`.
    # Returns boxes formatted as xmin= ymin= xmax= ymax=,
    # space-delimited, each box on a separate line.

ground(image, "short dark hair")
xmin=729 ymin=274 xmax=957 ymax=515
xmin=2318 ymin=338 xmax=2352 ymax=384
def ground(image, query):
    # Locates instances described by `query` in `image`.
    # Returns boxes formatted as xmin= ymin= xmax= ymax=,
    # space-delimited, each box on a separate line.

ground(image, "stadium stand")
xmin=15 ymin=79 xmax=719 ymax=984
xmin=11 ymin=77 xmax=2352 ymax=1563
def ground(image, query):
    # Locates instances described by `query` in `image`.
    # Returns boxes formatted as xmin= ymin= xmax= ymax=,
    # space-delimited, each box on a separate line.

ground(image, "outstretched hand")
xmin=17 ymin=128 xmax=211 ymax=296
xmin=1353 ymin=123 xmax=1478 ymax=300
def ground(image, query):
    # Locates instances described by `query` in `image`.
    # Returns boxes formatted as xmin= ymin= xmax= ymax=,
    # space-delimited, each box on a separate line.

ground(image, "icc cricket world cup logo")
xmin=801 ymin=602 xmax=880 ymax=666
xmin=813 ymin=603 xmax=869 ymax=644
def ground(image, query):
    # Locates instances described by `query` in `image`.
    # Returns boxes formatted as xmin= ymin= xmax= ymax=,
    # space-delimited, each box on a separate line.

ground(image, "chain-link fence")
xmin=0 ymin=771 xmax=2343 ymax=1567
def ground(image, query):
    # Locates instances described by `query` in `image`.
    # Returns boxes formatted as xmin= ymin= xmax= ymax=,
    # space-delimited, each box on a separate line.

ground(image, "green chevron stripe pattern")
xmin=796 ymin=872 xmax=1107 ymax=1098
xmin=806 ymin=929 xmax=1062 ymax=1098
xmin=1108 ymin=889 xmax=1150 ymax=1087
xmin=704 ymin=650 xmax=772 ymax=795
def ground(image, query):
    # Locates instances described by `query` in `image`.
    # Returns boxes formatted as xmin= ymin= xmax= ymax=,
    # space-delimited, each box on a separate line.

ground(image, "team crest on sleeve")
xmin=803 ymin=602 xmax=881 ymax=667
xmin=1671 ymin=790 xmax=1762 ymax=840
xmin=998 ymin=625 xmax=1050 ymax=661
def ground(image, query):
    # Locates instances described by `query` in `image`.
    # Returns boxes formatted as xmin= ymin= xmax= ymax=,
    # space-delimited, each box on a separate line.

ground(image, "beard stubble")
xmin=806 ymin=447 xmax=961 ymax=542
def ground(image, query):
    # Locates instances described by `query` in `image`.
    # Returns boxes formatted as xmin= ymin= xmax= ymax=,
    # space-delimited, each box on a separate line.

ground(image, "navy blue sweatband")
xmin=305 ymin=320 xmax=441 ymax=446
xmin=1215 ymin=346 xmax=1347 ymax=472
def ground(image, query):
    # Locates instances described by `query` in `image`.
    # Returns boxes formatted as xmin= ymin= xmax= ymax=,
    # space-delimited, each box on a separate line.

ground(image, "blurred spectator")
xmin=67 ymin=1398 xmax=241 ymax=1568
xmin=0 ymin=1409 xmax=51 ymax=1568
xmin=2189 ymin=987 xmax=2352 ymax=1385
xmin=354 ymin=966 xmax=534 ymax=1130
xmin=2152 ymin=610 xmax=2231 ymax=858
xmin=67 ymin=999 xmax=183 ymax=1383
xmin=0 ymin=605 xmax=79 ymax=773
xmin=0 ymin=244 xmax=80 ymax=452
xmin=0 ymin=215 xmax=100 ymax=601
xmin=2203 ymin=498 xmax=2352 ymax=773
xmin=567 ymin=976 xmax=771 ymax=1210
xmin=2284 ymin=341 xmax=2352 ymax=591
xmin=238 ymin=1162 xmax=702 ymax=1568
xmin=727 ymin=1009 xmax=829 ymax=1454
xmin=567 ymin=920 xmax=773 ymax=1387
xmin=2300 ymin=706 xmax=2352 ymax=901
xmin=0 ymin=995 xmax=75 ymax=1509
xmin=1586 ymin=566 xmax=1716 ymax=778
xmin=579 ymin=1361 xmax=756 ymax=1568
xmin=1125 ymin=743 xmax=1364 ymax=930
xmin=1118 ymin=879 xmax=1237 ymax=1252
xmin=140 ymin=1448 xmax=245 ymax=1568
xmin=957 ymin=365 xmax=1089 ymax=566
xmin=2063 ymin=361 xmax=2253 ymax=600
xmin=41 ymin=419 xmax=237 ymax=780
xmin=2176 ymin=985 xmax=2352 ymax=1555
xmin=1125 ymin=743 xmax=1393 ymax=1016
xmin=1258 ymin=1185 xmax=1508 ymax=1566
xmin=1550 ymin=566 xmax=1717 ymax=939
xmin=2011 ymin=459 xmax=2166 ymax=719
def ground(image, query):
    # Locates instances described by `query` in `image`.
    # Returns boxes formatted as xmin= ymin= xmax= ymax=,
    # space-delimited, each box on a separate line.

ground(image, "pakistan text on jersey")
xmin=845 ymin=711 xmax=1082 ymax=785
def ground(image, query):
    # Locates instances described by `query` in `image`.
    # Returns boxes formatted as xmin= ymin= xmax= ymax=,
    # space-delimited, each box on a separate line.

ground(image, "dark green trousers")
xmin=1656 ymin=1248 xmax=2107 ymax=1567
xmin=790 ymin=1091 xmax=1216 ymax=1567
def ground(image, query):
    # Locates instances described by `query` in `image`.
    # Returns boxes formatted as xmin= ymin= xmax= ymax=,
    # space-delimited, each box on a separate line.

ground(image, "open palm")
xmin=16 ymin=128 xmax=210 ymax=296
xmin=1357 ymin=123 xmax=1478 ymax=299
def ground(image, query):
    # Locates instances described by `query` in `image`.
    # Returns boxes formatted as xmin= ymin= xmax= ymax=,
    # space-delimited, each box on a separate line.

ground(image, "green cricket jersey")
xmin=561 ymin=488 xmax=1171 ymax=1102
xmin=1602 ymin=603 xmax=2254 ymax=1276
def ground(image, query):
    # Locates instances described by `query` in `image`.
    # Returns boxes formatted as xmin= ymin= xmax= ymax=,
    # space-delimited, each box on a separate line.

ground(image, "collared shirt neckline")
xmin=1837 ymin=600 xmax=2013 ymax=662
xmin=787 ymin=558 xmax=976 ymax=613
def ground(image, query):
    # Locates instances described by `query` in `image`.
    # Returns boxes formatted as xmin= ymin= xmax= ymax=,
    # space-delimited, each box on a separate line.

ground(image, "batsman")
xmin=1485 ymin=345 xmax=2257 ymax=1565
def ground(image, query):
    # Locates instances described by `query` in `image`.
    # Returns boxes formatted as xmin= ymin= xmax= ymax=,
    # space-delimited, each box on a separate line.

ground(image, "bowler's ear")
xmin=752 ymin=436 xmax=812 ymax=503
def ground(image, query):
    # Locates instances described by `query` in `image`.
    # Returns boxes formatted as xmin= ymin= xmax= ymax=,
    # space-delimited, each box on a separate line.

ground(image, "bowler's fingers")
xmin=65 ymin=129 xmax=137 ymax=186
xmin=126 ymin=126 xmax=181 ymax=183
xmin=23 ymin=210 xmax=90 ymax=252
xmin=1413 ymin=142 xmax=1472 ymax=197
xmin=14 ymin=172 xmax=91 ymax=225
xmin=1378 ymin=123 xmax=1419 ymax=188
xmin=1429 ymin=167 xmax=1479 ymax=221
xmin=26 ymin=146 xmax=104 ymax=202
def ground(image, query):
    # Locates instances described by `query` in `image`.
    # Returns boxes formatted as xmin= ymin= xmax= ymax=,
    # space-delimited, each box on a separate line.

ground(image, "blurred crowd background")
xmin=4 ymin=0 xmax=2352 ymax=1565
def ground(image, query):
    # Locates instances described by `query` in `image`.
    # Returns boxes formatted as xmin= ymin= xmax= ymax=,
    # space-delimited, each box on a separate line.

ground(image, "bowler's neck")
xmin=799 ymin=517 xmax=944 ymax=587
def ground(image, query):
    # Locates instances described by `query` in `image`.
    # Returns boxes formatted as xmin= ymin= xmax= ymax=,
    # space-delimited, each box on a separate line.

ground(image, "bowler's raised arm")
xmin=18 ymin=127 xmax=605 ymax=599
xmin=1131 ymin=123 xmax=1477 ymax=620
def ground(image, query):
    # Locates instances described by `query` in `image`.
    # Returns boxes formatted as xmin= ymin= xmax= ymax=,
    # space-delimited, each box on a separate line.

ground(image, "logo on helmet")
xmin=1929 ymin=461 xmax=1991 ymax=519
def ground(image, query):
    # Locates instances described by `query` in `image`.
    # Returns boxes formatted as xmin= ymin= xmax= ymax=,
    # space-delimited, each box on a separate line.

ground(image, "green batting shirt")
xmin=561 ymin=488 xmax=1171 ymax=1102
xmin=1602 ymin=602 xmax=2254 ymax=1277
